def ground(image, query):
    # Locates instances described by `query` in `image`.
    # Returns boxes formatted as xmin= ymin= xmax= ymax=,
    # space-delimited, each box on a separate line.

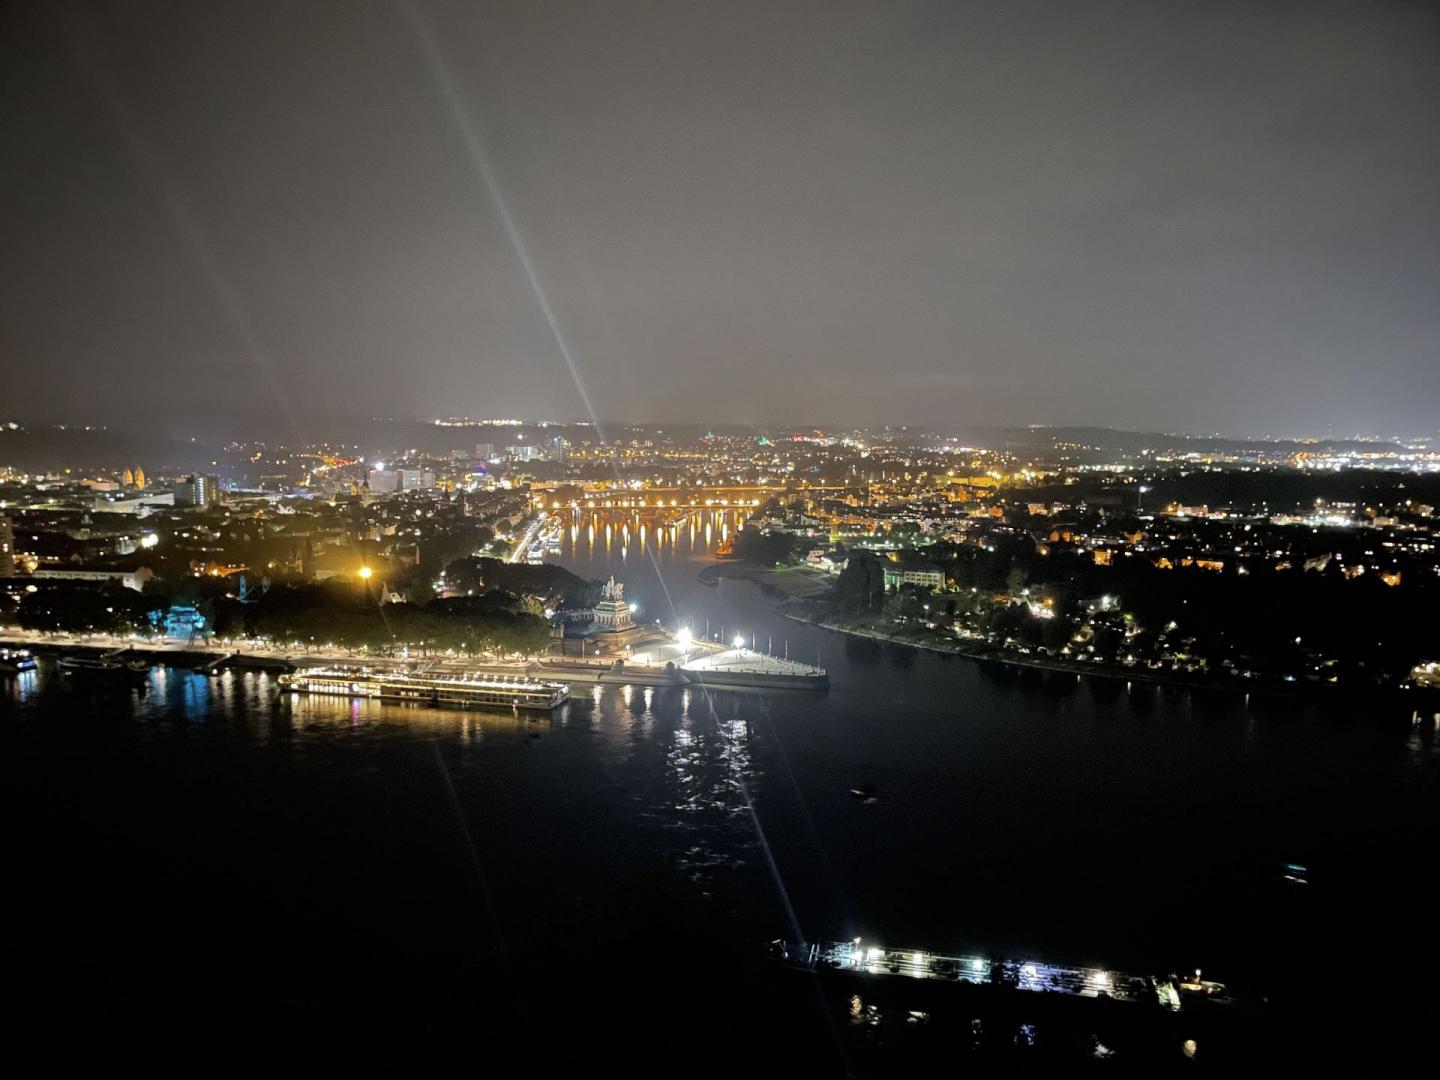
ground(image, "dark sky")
xmin=2 ymin=1 xmax=1437 ymax=439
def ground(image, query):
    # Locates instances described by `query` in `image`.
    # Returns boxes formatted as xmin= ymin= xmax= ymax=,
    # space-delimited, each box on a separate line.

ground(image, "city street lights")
xmin=677 ymin=627 xmax=692 ymax=662
xmin=733 ymin=634 xmax=745 ymax=653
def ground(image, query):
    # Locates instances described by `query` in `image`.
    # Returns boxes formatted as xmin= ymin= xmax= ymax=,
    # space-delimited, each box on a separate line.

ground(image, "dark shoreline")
xmin=697 ymin=562 xmax=1438 ymax=707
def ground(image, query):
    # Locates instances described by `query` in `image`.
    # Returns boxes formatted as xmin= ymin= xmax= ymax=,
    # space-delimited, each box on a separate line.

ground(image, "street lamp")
xmin=358 ymin=566 xmax=373 ymax=581
xmin=677 ymin=627 xmax=691 ymax=660
xmin=733 ymin=634 xmax=745 ymax=652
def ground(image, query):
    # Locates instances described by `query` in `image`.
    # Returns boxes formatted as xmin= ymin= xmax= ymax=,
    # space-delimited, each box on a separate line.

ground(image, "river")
xmin=3 ymin=508 xmax=1436 ymax=1069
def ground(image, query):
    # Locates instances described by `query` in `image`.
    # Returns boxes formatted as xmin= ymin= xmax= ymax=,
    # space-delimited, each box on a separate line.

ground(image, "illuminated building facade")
xmin=175 ymin=474 xmax=222 ymax=508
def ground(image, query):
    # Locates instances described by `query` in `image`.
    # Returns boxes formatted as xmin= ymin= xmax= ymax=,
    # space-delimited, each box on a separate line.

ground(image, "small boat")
xmin=1177 ymin=968 xmax=1228 ymax=998
xmin=58 ymin=655 xmax=123 ymax=674
xmin=0 ymin=648 xmax=38 ymax=673
xmin=125 ymin=659 xmax=151 ymax=673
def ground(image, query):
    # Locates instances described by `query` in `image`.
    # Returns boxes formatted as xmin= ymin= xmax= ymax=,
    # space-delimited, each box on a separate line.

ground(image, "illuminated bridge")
xmin=531 ymin=484 xmax=865 ymax=511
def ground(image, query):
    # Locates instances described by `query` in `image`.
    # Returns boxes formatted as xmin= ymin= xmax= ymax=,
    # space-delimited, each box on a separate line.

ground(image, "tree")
xmin=733 ymin=527 xmax=799 ymax=567
xmin=835 ymin=553 xmax=885 ymax=613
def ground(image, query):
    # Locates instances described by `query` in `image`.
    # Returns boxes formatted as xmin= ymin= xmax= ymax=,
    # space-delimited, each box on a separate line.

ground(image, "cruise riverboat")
xmin=278 ymin=666 xmax=570 ymax=711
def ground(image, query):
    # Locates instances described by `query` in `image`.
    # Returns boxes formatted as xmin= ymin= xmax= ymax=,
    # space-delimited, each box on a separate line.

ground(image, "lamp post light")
xmin=677 ymin=627 xmax=692 ymax=662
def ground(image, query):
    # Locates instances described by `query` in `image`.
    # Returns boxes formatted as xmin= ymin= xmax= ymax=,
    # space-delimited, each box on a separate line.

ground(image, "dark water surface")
xmin=4 ymin=514 xmax=1437 ymax=1070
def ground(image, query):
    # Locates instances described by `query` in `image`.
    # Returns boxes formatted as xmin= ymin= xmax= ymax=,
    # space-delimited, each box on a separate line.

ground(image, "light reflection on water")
xmin=578 ymin=679 xmax=763 ymax=892
xmin=8 ymin=657 xmax=771 ymax=903
xmin=8 ymin=551 xmax=1440 ymax=1033
xmin=559 ymin=508 xmax=747 ymax=569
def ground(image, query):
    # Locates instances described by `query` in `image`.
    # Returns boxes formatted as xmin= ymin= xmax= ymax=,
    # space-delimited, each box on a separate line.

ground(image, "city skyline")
xmin=3 ymin=1 xmax=1438 ymax=438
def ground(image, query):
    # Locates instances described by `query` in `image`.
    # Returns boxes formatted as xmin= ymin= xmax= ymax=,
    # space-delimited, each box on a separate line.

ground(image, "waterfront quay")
xmin=540 ymin=645 xmax=828 ymax=691
xmin=1 ymin=630 xmax=828 ymax=692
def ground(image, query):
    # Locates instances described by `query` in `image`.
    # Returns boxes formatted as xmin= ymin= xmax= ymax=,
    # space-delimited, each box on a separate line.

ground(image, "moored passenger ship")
xmin=279 ymin=667 xmax=570 ymax=710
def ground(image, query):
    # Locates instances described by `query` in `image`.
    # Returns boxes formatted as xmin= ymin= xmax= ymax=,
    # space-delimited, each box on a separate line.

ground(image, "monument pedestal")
xmin=588 ymin=575 xmax=644 ymax=652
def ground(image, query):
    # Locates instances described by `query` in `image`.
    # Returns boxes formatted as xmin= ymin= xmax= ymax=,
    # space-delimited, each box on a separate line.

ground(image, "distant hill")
xmin=939 ymin=425 xmax=1405 ymax=457
xmin=0 ymin=426 xmax=220 ymax=472
xmin=1 ymin=417 xmax=1412 ymax=470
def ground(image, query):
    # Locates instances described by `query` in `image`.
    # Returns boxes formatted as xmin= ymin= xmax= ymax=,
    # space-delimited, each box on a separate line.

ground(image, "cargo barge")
xmin=770 ymin=939 xmax=1233 ymax=1012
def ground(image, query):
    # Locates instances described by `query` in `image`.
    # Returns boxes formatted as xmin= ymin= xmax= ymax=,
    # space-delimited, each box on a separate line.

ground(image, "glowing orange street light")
xmin=358 ymin=566 xmax=373 ymax=581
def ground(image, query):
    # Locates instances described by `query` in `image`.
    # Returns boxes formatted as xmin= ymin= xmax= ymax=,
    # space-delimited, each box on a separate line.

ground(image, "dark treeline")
xmin=733 ymin=527 xmax=803 ymax=567
xmin=15 ymin=586 xmax=167 ymax=636
xmin=12 ymin=579 xmax=553 ymax=656
xmin=834 ymin=537 xmax=1440 ymax=685
xmin=212 ymin=582 xmax=552 ymax=656
xmin=441 ymin=557 xmax=601 ymax=608
xmin=1012 ymin=468 xmax=1440 ymax=517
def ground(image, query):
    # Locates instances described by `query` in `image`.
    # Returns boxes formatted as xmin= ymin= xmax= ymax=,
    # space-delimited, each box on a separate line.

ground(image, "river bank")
xmin=701 ymin=563 xmax=1270 ymax=693
xmin=697 ymin=560 xmax=834 ymax=599
xmin=771 ymin=597 xmax=1440 ymax=707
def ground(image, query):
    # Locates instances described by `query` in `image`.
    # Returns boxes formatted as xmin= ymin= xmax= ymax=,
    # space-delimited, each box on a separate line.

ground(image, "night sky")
xmin=2 ymin=1 xmax=1437 ymax=438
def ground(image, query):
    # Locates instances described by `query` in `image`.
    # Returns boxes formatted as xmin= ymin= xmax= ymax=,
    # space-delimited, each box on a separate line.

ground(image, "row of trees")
xmin=215 ymin=583 xmax=552 ymax=655
xmin=11 ymin=581 xmax=552 ymax=657
xmin=15 ymin=587 xmax=167 ymax=636
xmin=441 ymin=556 xmax=601 ymax=608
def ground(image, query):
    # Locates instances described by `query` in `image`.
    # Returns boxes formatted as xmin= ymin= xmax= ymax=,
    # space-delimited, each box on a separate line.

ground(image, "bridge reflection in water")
xmin=561 ymin=507 xmax=750 ymax=564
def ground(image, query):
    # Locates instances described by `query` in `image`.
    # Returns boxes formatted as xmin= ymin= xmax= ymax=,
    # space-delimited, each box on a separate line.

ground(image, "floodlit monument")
xmin=590 ymin=576 xmax=643 ymax=649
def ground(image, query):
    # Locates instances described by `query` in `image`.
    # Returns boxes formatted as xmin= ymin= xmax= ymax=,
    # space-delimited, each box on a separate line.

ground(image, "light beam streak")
xmin=402 ymin=0 xmax=687 ymax=625
xmin=401 ymin=1 xmax=600 ymax=431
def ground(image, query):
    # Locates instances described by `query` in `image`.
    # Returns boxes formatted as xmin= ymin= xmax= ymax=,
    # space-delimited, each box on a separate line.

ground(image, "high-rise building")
xmin=174 ymin=474 xmax=222 ymax=507
xmin=396 ymin=469 xmax=434 ymax=491
xmin=368 ymin=469 xmax=399 ymax=493
xmin=474 ymin=443 xmax=495 ymax=461
xmin=0 ymin=516 xmax=14 ymax=577
xmin=507 ymin=444 xmax=538 ymax=462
